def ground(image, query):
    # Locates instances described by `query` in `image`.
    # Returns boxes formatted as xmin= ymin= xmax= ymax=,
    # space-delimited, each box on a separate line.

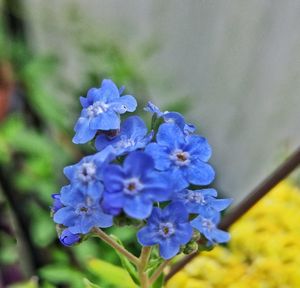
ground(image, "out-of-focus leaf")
xmin=110 ymin=234 xmax=140 ymax=285
xmin=87 ymin=258 xmax=136 ymax=288
xmin=7 ymin=277 xmax=38 ymax=288
xmin=83 ymin=278 xmax=102 ymax=288
xmin=39 ymin=265 xmax=83 ymax=288
xmin=152 ymin=274 xmax=164 ymax=288
xmin=30 ymin=204 xmax=56 ymax=247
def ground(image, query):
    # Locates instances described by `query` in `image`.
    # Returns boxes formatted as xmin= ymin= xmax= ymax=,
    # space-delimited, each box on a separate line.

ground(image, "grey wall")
xmin=24 ymin=0 xmax=300 ymax=203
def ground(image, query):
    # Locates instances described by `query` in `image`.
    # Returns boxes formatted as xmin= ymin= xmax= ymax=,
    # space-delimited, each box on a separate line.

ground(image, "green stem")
xmin=93 ymin=227 xmax=139 ymax=265
xmin=138 ymin=246 xmax=152 ymax=288
xmin=149 ymin=260 xmax=171 ymax=286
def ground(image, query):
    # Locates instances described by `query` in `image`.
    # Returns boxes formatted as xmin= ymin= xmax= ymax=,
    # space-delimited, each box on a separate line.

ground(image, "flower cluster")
xmin=51 ymin=79 xmax=231 ymax=260
xmin=167 ymin=181 xmax=300 ymax=287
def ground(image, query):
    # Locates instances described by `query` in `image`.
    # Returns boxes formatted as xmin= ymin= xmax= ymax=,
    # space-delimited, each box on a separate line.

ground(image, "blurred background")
xmin=0 ymin=0 xmax=300 ymax=287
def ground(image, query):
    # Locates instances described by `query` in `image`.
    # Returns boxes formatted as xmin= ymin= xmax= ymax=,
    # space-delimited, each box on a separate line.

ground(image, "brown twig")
xmin=165 ymin=146 xmax=300 ymax=282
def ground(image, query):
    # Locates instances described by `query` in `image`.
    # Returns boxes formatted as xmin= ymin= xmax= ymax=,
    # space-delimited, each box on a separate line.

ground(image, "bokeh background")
xmin=0 ymin=0 xmax=300 ymax=287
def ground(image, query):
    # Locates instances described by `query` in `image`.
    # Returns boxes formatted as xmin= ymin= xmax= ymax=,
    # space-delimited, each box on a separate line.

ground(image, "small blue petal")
xmin=159 ymin=239 xmax=181 ymax=260
xmin=187 ymin=160 xmax=215 ymax=185
xmin=110 ymin=95 xmax=137 ymax=113
xmin=185 ymin=135 xmax=212 ymax=162
xmin=123 ymin=195 xmax=152 ymax=220
xmin=137 ymin=227 xmax=161 ymax=246
xmin=100 ymin=79 xmax=120 ymax=102
xmin=73 ymin=117 xmax=97 ymax=144
xmin=145 ymin=143 xmax=171 ymax=171
xmin=123 ymin=151 xmax=154 ymax=177
xmin=90 ymin=111 xmax=120 ymax=131
xmin=156 ymin=123 xmax=185 ymax=149
xmin=59 ymin=229 xmax=80 ymax=246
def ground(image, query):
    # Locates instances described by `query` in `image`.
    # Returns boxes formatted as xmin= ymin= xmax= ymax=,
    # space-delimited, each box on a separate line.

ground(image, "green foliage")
xmin=87 ymin=258 xmax=136 ymax=288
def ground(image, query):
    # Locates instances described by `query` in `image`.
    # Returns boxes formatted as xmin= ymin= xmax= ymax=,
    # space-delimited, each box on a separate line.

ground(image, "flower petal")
xmin=123 ymin=151 xmax=154 ymax=177
xmin=186 ymin=135 xmax=212 ymax=162
xmin=159 ymin=239 xmax=181 ymax=259
xmin=89 ymin=111 xmax=120 ymax=131
xmin=145 ymin=143 xmax=171 ymax=171
xmin=73 ymin=117 xmax=97 ymax=144
xmin=187 ymin=160 xmax=215 ymax=185
xmin=100 ymin=79 xmax=120 ymax=101
xmin=137 ymin=226 xmax=160 ymax=246
xmin=121 ymin=116 xmax=147 ymax=139
xmin=53 ymin=207 xmax=76 ymax=226
xmin=156 ymin=123 xmax=185 ymax=149
xmin=123 ymin=195 xmax=152 ymax=219
xmin=110 ymin=95 xmax=137 ymax=113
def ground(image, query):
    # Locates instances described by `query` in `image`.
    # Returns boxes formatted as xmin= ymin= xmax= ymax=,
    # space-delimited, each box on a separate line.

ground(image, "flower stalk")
xmin=93 ymin=228 xmax=139 ymax=265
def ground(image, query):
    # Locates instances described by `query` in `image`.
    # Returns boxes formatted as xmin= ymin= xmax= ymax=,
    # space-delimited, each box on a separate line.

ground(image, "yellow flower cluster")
xmin=167 ymin=181 xmax=300 ymax=288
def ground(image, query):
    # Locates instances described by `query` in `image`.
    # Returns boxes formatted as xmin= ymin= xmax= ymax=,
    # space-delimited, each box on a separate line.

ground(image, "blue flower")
xmin=102 ymin=151 xmax=171 ymax=219
xmin=191 ymin=210 xmax=230 ymax=244
xmin=63 ymin=147 xmax=115 ymax=197
xmin=59 ymin=229 xmax=80 ymax=246
xmin=145 ymin=123 xmax=215 ymax=187
xmin=95 ymin=116 xmax=153 ymax=156
xmin=73 ymin=79 xmax=137 ymax=144
xmin=173 ymin=188 xmax=232 ymax=214
xmin=137 ymin=202 xmax=193 ymax=259
xmin=144 ymin=102 xmax=196 ymax=134
xmin=51 ymin=194 xmax=63 ymax=213
xmin=53 ymin=185 xmax=113 ymax=234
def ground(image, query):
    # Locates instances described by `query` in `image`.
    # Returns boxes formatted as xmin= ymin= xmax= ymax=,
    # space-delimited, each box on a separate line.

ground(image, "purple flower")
xmin=145 ymin=123 xmax=215 ymax=187
xmin=173 ymin=188 xmax=232 ymax=214
xmin=53 ymin=185 xmax=113 ymax=234
xmin=102 ymin=151 xmax=171 ymax=219
xmin=191 ymin=210 xmax=230 ymax=244
xmin=95 ymin=116 xmax=153 ymax=156
xmin=137 ymin=202 xmax=193 ymax=259
xmin=59 ymin=229 xmax=80 ymax=246
xmin=73 ymin=79 xmax=137 ymax=144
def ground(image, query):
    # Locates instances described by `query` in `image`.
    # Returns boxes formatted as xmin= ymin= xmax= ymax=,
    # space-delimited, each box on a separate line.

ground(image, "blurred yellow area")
xmin=167 ymin=181 xmax=300 ymax=288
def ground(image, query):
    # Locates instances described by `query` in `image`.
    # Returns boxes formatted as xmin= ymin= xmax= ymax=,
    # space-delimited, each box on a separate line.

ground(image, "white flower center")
xmin=87 ymin=101 xmax=109 ymax=117
xmin=159 ymin=222 xmax=175 ymax=238
xmin=170 ymin=149 xmax=190 ymax=166
xmin=77 ymin=162 xmax=96 ymax=183
xmin=123 ymin=178 xmax=143 ymax=195
xmin=187 ymin=191 xmax=205 ymax=204
xmin=202 ymin=219 xmax=215 ymax=231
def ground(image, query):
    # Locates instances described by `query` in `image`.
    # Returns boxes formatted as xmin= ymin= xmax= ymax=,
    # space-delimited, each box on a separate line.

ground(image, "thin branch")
xmin=92 ymin=227 xmax=139 ymax=265
xmin=165 ymin=146 xmax=300 ymax=282
xmin=149 ymin=259 xmax=171 ymax=286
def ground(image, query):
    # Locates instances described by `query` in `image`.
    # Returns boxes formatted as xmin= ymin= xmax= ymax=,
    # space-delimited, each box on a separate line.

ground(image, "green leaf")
xmin=39 ymin=265 xmax=83 ymax=288
xmin=87 ymin=258 xmax=136 ymax=288
xmin=7 ymin=278 xmax=38 ymax=288
xmin=83 ymin=278 xmax=102 ymax=288
xmin=152 ymin=273 xmax=164 ymax=288
xmin=110 ymin=235 xmax=140 ymax=285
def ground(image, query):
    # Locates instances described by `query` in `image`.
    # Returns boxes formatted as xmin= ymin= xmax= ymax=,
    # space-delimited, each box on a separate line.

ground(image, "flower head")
xmin=173 ymin=188 xmax=232 ymax=214
xmin=73 ymin=79 xmax=137 ymax=144
xmin=63 ymin=147 xmax=115 ymax=197
xmin=95 ymin=116 xmax=153 ymax=156
xmin=102 ymin=151 xmax=171 ymax=219
xmin=137 ymin=202 xmax=193 ymax=259
xmin=53 ymin=185 xmax=113 ymax=234
xmin=59 ymin=229 xmax=80 ymax=246
xmin=145 ymin=123 xmax=215 ymax=187
xmin=191 ymin=210 xmax=230 ymax=244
